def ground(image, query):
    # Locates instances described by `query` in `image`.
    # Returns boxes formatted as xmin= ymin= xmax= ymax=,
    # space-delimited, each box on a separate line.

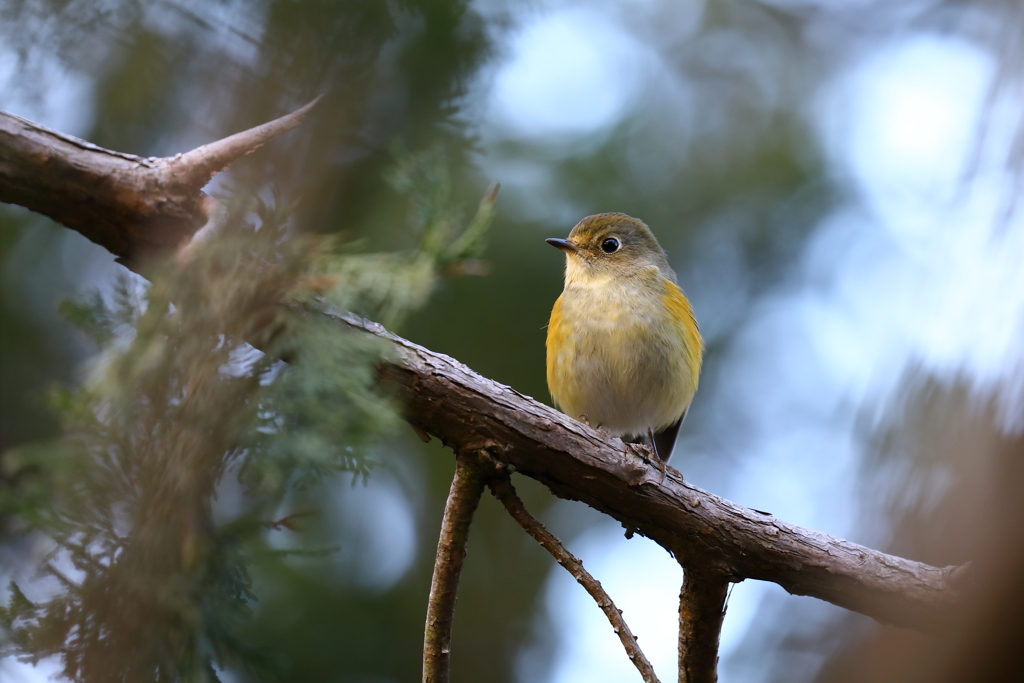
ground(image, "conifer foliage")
xmin=0 ymin=153 xmax=496 ymax=682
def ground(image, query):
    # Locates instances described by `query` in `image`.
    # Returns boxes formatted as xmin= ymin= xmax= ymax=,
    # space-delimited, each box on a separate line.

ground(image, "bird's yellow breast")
xmin=545 ymin=270 xmax=703 ymax=437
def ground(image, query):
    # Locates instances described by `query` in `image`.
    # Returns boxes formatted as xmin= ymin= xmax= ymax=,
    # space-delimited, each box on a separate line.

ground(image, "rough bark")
xmin=329 ymin=310 xmax=968 ymax=632
xmin=678 ymin=567 xmax=729 ymax=683
xmin=0 ymin=98 xmax=319 ymax=270
xmin=422 ymin=455 xmax=486 ymax=683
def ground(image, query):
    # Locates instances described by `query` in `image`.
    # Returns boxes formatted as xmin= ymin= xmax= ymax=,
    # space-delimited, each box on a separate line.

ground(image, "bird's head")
xmin=546 ymin=213 xmax=676 ymax=285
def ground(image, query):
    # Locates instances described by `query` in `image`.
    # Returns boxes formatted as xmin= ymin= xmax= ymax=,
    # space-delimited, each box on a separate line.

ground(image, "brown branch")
xmin=0 ymin=98 xmax=319 ymax=270
xmin=169 ymin=96 xmax=321 ymax=189
xmin=332 ymin=310 xmax=968 ymax=632
xmin=487 ymin=469 xmax=661 ymax=683
xmin=422 ymin=454 xmax=486 ymax=683
xmin=678 ymin=566 xmax=729 ymax=683
xmin=0 ymin=111 xmax=970 ymax=633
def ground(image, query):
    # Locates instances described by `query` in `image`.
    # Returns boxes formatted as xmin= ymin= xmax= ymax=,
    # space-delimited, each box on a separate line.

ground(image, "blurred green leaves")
xmin=326 ymin=145 xmax=498 ymax=328
xmin=0 ymin=146 xmax=495 ymax=681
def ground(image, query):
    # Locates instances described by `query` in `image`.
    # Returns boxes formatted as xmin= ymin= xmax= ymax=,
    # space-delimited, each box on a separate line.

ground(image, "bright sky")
xmin=487 ymin=8 xmax=648 ymax=138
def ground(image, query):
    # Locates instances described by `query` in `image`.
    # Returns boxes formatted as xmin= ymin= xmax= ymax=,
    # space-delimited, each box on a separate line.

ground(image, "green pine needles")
xmin=0 ymin=148 xmax=496 ymax=682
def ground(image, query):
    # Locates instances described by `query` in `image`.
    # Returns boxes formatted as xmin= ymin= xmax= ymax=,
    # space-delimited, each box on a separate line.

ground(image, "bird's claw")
xmin=578 ymin=414 xmax=611 ymax=437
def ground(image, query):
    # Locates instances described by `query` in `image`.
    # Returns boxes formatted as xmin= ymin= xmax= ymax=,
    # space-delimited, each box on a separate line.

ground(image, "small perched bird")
xmin=545 ymin=213 xmax=703 ymax=463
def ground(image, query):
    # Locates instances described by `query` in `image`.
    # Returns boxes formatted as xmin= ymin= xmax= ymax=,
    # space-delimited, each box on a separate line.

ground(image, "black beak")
xmin=546 ymin=238 xmax=578 ymax=253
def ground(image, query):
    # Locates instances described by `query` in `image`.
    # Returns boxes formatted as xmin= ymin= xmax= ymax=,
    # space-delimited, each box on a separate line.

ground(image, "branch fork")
xmin=422 ymin=449 xmax=663 ymax=683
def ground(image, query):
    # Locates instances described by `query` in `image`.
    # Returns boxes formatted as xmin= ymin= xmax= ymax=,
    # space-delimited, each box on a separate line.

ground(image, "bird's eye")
xmin=601 ymin=237 xmax=620 ymax=254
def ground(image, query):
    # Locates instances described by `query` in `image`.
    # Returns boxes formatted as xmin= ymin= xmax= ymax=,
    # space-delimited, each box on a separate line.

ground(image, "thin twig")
xmin=678 ymin=565 xmax=729 ymax=683
xmin=488 ymin=473 xmax=662 ymax=683
xmin=423 ymin=455 xmax=486 ymax=683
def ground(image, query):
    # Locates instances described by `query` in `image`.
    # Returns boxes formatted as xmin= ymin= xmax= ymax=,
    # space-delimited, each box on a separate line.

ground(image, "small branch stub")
xmin=0 ymin=98 xmax=320 ymax=271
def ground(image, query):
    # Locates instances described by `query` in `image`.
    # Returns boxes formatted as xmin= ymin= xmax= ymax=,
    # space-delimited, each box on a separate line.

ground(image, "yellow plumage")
xmin=545 ymin=213 xmax=703 ymax=461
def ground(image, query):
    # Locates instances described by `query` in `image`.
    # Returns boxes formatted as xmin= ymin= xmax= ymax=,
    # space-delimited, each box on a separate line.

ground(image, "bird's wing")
xmin=653 ymin=409 xmax=687 ymax=464
xmin=662 ymin=280 xmax=704 ymax=385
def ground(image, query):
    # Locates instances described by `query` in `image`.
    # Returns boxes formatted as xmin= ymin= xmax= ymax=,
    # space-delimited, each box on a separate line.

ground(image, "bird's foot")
xmin=578 ymin=414 xmax=611 ymax=437
xmin=646 ymin=428 xmax=667 ymax=484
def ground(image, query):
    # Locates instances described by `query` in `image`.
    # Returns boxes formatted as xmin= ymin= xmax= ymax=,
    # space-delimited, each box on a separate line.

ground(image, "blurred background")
xmin=3 ymin=0 xmax=1024 ymax=681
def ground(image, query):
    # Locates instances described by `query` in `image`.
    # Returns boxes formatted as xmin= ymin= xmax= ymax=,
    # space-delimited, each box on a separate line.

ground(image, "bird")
xmin=545 ymin=213 xmax=703 ymax=464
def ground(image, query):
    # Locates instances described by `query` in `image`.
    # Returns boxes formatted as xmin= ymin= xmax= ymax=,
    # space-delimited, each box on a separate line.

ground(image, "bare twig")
xmin=423 ymin=455 xmax=486 ymax=683
xmin=678 ymin=566 xmax=729 ymax=683
xmin=487 ymin=472 xmax=662 ymax=683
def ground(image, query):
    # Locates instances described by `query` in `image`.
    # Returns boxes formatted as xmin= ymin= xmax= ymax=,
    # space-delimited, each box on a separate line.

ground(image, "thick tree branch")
xmin=0 ymin=112 xmax=969 ymax=634
xmin=678 ymin=567 xmax=729 ymax=683
xmin=423 ymin=455 xmax=486 ymax=683
xmin=0 ymin=99 xmax=319 ymax=270
xmin=330 ymin=310 xmax=968 ymax=632
xmin=487 ymin=468 xmax=661 ymax=683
